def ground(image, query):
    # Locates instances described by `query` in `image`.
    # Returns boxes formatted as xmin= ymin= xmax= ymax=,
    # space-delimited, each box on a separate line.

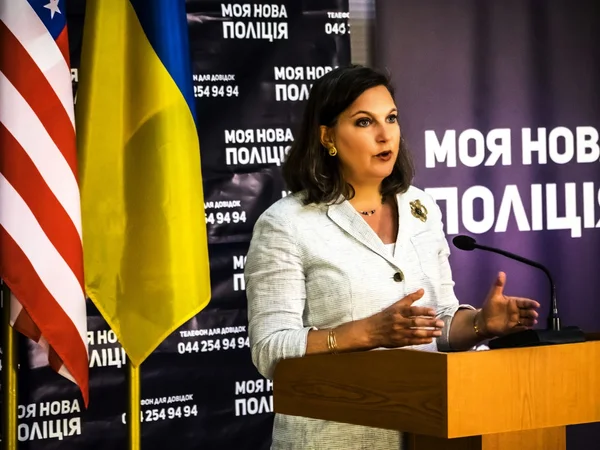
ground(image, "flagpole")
xmin=127 ymin=357 xmax=141 ymax=450
xmin=1 ymin=281 xmax=18 ymax=450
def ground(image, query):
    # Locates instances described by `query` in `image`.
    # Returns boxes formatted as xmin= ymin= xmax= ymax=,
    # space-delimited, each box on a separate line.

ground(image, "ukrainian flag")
xmin=76 ymin=0 xmax=210 ymax=365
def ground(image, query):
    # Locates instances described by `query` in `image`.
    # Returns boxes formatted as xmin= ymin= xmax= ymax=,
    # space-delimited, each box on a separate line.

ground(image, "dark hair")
xmin=282 ymin=64 xmax=414 ymax=205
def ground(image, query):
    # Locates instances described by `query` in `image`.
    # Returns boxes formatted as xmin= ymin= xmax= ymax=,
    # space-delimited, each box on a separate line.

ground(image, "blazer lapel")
xmin=394 ymin=191 xmax=417 ymax=250
xmin=327 ymin=200 xmax=401 ymax=269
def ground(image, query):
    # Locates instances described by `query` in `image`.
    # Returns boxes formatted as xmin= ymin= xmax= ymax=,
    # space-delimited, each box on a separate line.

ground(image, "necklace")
xmin=355 ymin=195 xmax=383 ymax=216
xmin=359 ymin=209 xmax=376 ymax=216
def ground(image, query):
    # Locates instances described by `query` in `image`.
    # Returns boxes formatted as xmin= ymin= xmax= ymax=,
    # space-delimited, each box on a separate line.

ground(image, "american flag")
xmin=0 ymin=0 xmax=88 ymax=405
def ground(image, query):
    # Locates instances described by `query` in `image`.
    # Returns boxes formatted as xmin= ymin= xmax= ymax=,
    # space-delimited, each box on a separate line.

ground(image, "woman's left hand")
xmin=477 ymin=271 xmax=541 ymax=337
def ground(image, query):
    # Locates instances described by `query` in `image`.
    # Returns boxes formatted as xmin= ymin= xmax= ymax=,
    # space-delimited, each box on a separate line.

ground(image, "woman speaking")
xmin=244 ymin=65 xmax=539 ymax=449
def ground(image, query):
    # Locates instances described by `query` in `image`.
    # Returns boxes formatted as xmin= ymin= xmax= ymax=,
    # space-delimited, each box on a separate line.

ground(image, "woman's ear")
xmin=319 ymin=125 xmax=335 ymax=149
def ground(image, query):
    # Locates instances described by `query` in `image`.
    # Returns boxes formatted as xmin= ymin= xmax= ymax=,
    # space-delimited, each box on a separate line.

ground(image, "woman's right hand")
xmin=364 ymin=289 xmax=444 ymax=348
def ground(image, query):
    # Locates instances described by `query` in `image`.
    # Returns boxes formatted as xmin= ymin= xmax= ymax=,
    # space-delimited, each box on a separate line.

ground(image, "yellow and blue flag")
xmin=76 ymin=0 xmax=210 ymax=365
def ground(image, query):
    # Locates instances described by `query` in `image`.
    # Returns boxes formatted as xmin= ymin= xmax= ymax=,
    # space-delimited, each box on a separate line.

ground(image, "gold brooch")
xmin=410 ymin=200 xmax=428 ymax=222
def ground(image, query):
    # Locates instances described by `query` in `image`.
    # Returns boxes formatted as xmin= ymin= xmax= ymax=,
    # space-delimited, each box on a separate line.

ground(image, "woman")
xmin=244 ymin=65 xmax=539 ymax=449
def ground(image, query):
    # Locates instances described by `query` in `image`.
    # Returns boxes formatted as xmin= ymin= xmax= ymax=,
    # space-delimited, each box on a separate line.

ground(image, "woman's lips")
xmin=375 ymin=150 xmax=392 ymax=161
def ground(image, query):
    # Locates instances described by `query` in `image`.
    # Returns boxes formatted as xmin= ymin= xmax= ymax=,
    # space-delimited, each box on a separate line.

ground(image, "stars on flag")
xmin=43 ymin=0 xmax=61 ymax=20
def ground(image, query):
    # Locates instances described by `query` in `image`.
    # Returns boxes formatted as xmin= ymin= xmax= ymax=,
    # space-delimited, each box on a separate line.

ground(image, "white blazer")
xmin=245 ymin=185 xmax=473 ymax=450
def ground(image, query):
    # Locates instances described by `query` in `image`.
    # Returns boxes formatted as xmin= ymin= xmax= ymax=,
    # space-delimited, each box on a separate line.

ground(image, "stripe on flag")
xmin=0 ymin=0 xmax=75 ymax=125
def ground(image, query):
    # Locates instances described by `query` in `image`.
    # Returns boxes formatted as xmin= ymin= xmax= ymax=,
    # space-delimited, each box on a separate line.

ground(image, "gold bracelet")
xmin=473 ymin=309 xmax=490 ymax=339
xmin=327 ymin=329 xmax=338 ymax=354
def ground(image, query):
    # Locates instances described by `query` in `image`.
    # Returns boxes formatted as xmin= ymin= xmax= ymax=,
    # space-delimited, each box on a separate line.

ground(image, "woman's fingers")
xmin=406 ymin=316 xmax=444 ymax=330
xmin=515 ymin=298 xmax=541 ymax=310
xmin=398 ymin=305 xmax=436 ymax=318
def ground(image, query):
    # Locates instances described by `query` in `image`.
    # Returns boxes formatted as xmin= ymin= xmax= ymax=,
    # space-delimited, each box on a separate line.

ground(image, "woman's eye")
xmin=356 ymin=118 xmax=371 ymax=127
xmin=387 ymin=114 xmax=398 ymax=123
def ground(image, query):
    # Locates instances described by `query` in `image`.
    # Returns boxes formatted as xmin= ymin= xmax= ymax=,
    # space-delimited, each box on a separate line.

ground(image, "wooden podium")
xmin=273 ymin=336 xmax=600 ymax=450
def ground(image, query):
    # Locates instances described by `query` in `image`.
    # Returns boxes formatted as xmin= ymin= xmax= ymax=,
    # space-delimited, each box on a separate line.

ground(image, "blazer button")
xmin=393 ymin=270 xmax=404 ymax=282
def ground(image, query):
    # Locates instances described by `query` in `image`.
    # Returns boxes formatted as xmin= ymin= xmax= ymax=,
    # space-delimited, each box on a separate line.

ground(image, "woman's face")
xmin=321 ymin=85 xmax=401 ymax=185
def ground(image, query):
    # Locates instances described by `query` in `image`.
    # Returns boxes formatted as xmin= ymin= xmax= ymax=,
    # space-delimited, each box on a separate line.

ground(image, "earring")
xmin=328 ymin=146 xmax=338 ymax=156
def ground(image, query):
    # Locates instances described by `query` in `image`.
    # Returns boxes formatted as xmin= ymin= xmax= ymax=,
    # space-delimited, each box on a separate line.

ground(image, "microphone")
xmin=452 ymin=235 xmax=586 ymax=349
xmin=453 ymin=235 xmax=561 ymax=330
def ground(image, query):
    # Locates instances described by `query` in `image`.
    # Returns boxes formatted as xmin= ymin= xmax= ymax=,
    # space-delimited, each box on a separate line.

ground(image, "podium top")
xmin=273 ymin=338 xmax=600 ymax=438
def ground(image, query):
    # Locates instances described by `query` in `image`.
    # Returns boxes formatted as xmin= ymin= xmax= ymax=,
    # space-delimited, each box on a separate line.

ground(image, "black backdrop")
xmin=0 ymin=1 xmax=350 ymax=449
